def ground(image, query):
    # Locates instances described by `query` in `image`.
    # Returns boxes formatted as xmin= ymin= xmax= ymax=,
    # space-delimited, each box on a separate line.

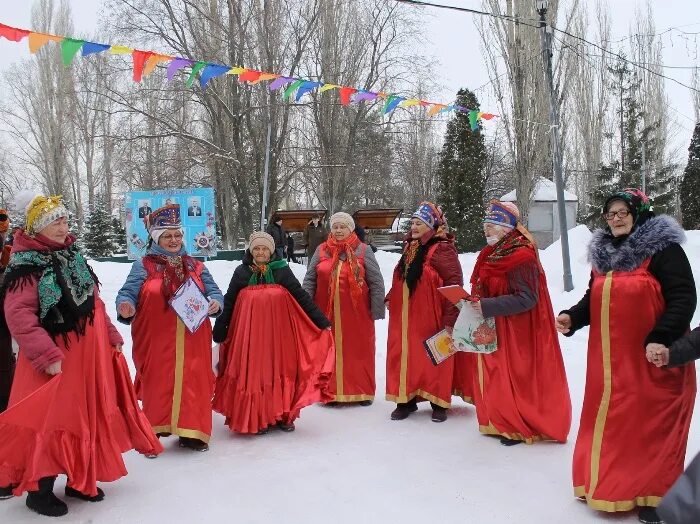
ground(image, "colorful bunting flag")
xmin=283 ymin=79 xmax=305 ymax=101
xmin=468 ymin=110 xmax=480 ymax=131
xmin=28 ymin=32 xmax=61 ymax=53
xmin=319 ymin=84 xmax=339 ymax=93
xmin=268 ymin=77 xmax=295 ymax=91
xmin=427 ymin=104 xmax=446 ymax=117
xmin=339 ymin=87 xmax=358 ymax=106
xmin=200 ymin=64 xmax=230 ymax=90
xmin=61 ymin=38 xmax=84 ymax=66
xmin=109 ymin=45 xmax=132 ymax=55
xmin=238 ymin=69 xmax=262 ymax=83
xmin=82 ymin=42 xmax=110 ymax=56
xmin=352 ymin=91 xmax=379 ymax=103
xmin=295 ymin=81 xmax=321 ymax=102
xmin=186 ymin=61 xmax=207 ymax=88
xmin=167 ymin=58 xmax=193 ymax=81
xmin=143 ymin=54 xmax=171 ymax=78
xmin=0 ymin=23 xmax=29 ymax=42
xmin=226 ymin=66 xmax=245 ymax=75
xmin=132 ymin=50 xmax=154 ymax=82
xmin=381 ymin=95 xmax=405 ymax=115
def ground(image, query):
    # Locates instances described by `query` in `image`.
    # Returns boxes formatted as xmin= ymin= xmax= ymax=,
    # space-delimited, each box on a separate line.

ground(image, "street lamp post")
xmin=536 ymin=0 xmax=574 ymax=292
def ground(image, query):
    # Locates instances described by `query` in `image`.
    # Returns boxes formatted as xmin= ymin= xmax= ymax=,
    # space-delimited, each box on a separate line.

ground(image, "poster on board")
xmin=124 ymin=188 xmax=217 ymax=260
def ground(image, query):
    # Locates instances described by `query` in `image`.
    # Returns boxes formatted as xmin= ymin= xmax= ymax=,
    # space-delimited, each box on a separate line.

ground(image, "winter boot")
xmin=499 ymin=436 xmax=523 ymax=447
xmin=358 ymin=400 xmax=373 ymax=407
xmin=65 ymin=486 xmax=104 ymax=502
xmin=25 ymin=476 xmax=68 ymax=517
xmin=277 ymin=420 xmax=295 ymax=432
xmin=430 ymin=405 xmax=447 ymax=423
xmin=178 ymin=437 xmax=209 ymax=452
xmin=256 ymin=427 xmax=270 ymax=435
xmin=390 ymin=399 xmax=418 ymax=420
xmin=0 ymin=485 xmax=14 ymax=500
xmin=638 ymin=506 xmax=664 ymax=524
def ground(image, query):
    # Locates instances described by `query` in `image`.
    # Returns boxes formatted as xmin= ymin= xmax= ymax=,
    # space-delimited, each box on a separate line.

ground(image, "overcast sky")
xmin=1 ymin=0 xmax=698 ymax=149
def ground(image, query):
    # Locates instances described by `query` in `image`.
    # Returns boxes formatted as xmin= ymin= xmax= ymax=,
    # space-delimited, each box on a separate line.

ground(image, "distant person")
xmin=556 ymin=189 xmax=696 ymax=524
xmin=354 ymin=224 xmax=377 ymax=253
xmin=286 ymin=234 xmax=299 ymax=264
xmin=187 ymin=198 xmax=202 ymax=217
xmin=138 ymin=201 xmax=152 ymax=218
xmin=266 ymin=214 xmax=286 ymax=260
xmin=303 ymin=213 xmax=327 ymax=263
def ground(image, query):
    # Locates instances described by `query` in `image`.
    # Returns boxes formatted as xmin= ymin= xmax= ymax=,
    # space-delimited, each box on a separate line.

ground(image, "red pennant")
xmin=480 ymin=113 xmax=496 ymax=120
xmin=238 ymin=69 xmax=262 ymax=83
xmin=339 ymin=87 xmax=358 ymax=106
xmin=132 ymin=50 xmax=155 ymax=82
xmin=0 ymin=23 xmax=30 ymax=42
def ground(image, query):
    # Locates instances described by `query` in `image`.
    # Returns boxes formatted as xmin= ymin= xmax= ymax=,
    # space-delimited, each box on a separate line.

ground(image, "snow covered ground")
xmin=3 ymin=224 xmax=700 ymax=523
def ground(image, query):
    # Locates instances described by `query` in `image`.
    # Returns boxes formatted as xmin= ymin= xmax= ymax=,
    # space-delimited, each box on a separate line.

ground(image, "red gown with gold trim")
xmin=132 ymin=261 xmax=215 ymax=443
xmin=0 ymin=299 xmax=162 ymax=497
xmin=386 ymin=243 xmax=455 ymax=407
xmin=573 ymin=261 xmax=696 ymax=511
xmin=312 ymin=242 xmax=375 ymax=402
xmin=213 ymin=284 xmax=334 ymax=434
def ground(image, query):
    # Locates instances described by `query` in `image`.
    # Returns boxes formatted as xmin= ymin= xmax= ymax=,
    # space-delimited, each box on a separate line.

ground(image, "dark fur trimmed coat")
xmin=562 ymin=215 xmax=696 ymax=347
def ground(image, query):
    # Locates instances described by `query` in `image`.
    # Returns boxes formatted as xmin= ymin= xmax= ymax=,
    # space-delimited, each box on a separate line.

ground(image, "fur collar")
xmin=588 ymin=215 xmax=685 ymax=273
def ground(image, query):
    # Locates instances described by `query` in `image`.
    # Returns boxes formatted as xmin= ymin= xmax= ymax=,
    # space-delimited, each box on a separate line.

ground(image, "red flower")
xmin=472 ymin=322 xmax=496 ymax=346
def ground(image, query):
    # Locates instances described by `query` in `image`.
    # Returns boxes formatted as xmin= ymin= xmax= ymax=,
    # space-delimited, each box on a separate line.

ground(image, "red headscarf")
xmin=323 ymin=231 xmax=365 ymax=315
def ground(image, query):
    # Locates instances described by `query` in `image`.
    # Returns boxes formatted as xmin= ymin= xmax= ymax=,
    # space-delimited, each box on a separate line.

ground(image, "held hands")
xmin=45 ymin=361 xmax=62 ymax=375
xmin=555 ymin=313 xmax=572 ymax=334
xmin=207 ymin=300 xmax=220 ymax=315
xmin=118 ymin=302 xmax=136 ymax=319
xmin=469 ymin=300 xmax=483 ymax=316
xmin=646 ymin=343 xmax=670 ymax=367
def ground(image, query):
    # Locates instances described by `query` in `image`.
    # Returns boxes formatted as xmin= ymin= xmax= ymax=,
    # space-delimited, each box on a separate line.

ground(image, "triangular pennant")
xmin=480 ymin=113 xmax=496 ymax=120
xmin=427 ymin=104 xmax=446 ymax=117
xmin=238 ymin=69 xmax=262 ymax=83
xmin=338 ymin=87 xmax=358 ymax=106
xmin=0 ymin=23 xmax=30 ymax=42
xmin=28 ymin=32 xmax=61 ymax=53
xmin=401 ymin=99 xmax=421 ymax=108
xmin=468 ymin=110 xmax=480 ymax=131
xmin=132 ymin=50 xmax=154 ymax=82
xmin=294 ymin=81 xmax=322 ymax=102
xmin=166 ymin=58 xmax=193 ymax=81
xmin=319 ymin=84 xmax=339 ymax=93
xmin=283 ymin=79 xmax=305 ymax=101
xmin=381 ymin=95 xmax=405 ymax=115
xmin=143 ymin=54 xmax=171 ymax=78
xmin=352 ymin=91 xmax=379 ymax=103
xmin=109 ymin=45 xmax=132 ymax=55
xmin=60 ymin=38 xmax=84 ymax=66
xmin=200 ymin=64 xmax=231 ymax=90
xmin=268 ymin=76 xmax=295 ymax=91
xmin=226 ymin=66 xmax=245 ymax=75
xmin=186 ymin=61 xmax=207 ymax=88
xmin=257 ymin=73 xmax=280 ymax=83
xmin=81 ymin=42 xmax=110 ymax=56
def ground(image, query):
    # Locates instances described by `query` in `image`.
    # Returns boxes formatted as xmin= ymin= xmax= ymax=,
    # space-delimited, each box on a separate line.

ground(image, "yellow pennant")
xmin=319 ymin=84 xmax=339 ymax=93
xmin=109 ymin=45 xmax=132 ymax=55
xmin=227 ymin=66 xmax=246 ymax=75
xmin=401 ymin=99 xmax=421 ymax=108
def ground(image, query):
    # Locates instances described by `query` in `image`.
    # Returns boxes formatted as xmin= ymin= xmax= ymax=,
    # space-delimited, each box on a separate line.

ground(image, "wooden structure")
xmin=352 ymin=208 xmax=403 ymax=230
xmin=271 ymin=209 xmax=327 ymax=233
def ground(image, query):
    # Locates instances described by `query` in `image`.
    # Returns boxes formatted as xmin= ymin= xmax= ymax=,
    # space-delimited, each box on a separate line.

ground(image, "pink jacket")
xmin=4 ymin=276 xmax=123 ymax=372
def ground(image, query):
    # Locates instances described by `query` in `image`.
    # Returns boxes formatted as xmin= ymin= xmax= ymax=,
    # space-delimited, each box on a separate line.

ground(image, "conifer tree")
xmin=436 ymin=88 xmax=488 ymax=252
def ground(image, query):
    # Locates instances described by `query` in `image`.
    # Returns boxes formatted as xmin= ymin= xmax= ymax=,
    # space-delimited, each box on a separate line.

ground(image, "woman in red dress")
xmin=212 ymin=232 xmax=333 ymax=434
xmin=468 ymin=200 xmax=571 ymax=446
xmin=557 ymin=189 xmax=696 ymax=524
xmin=303 ymin=212 xmax=385 ymax=406
xmin=385 ymin=202 xmax=463 ymax=422
xmin=0 ymin=193 xmax=161 ymax=517
xmin=117 ymin=204 xmax=223 ymax=453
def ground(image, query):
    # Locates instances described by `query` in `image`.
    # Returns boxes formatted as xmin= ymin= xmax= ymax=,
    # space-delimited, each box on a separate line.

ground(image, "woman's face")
xmin=410 ymin=218 xmax=430 ymax=239
xmin=483 ymin=223 xmax=508 ymax=241
xmin=158 ymin=230 xmax=184 ymax=253
xmin=252 ymin=245 xmax=271 ymax=264
xmin=604 ymin=200 xmax=634 ymax=237
xmin=331 ymin=222 xmax=351 ymax=241
xmin=38 ymin=217 xmax=69 ymax=244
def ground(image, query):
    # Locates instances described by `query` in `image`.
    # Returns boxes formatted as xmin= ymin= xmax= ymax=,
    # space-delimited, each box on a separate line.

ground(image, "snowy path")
xmin=3 ymin=225 xmax=700 ymax=523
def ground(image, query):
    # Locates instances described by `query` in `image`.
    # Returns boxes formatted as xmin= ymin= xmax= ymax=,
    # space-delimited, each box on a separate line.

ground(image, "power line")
xmin=601 ymin=24 xmax=700 ymax=45
xmin=393 ymin=0 xmax=542 ymax=29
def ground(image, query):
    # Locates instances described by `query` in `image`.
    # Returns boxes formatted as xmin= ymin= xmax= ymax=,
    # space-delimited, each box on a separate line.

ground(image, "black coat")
xmin=562 ymin=216 xmax=696 ymax=347
xmin=266 ymin=223 xmax=286 ymax=250
xmin=212 ymin=252 xmax=330 ymax=343
xmin=669 ymin=326 xmax=700 ymax=367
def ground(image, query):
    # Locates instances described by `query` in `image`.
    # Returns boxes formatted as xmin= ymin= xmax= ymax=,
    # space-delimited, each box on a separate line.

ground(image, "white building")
xmin=501 ymin=177 xmax=578 ymax=248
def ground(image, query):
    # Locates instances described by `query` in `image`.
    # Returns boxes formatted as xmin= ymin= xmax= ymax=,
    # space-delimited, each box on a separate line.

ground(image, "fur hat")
xmin=484 ymin=200 xmax=519 ymax=229
xmin=14 ymin=191 xmax=69 ymax=236
xmin=249 ymin=231 xmax=275 ymax=254
xmin=329 ymin=212 xmax=355 ymax=231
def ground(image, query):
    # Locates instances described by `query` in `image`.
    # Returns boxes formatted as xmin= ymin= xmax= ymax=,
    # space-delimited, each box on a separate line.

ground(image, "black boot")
xmin=499 ymin=436 xmax=523 ymax=447
xmin=65 ymin=486 xmax=104 ymax=502
xmin=276 ymin=420 xmax=295 ymax=432
xmin=358 ymin=400 xmax=373 ymax=407
xmin=0 ymin=485 xmax=14 ymax=500
xmin=430 ymin=404 xmax=447 ymax=422
xmin=178 ymin=437 xmax=209 ymax=452
xmin=390 ymin=399 xmax=418 ymax=420
xmin=638 ymin=506 xmax=663 ymax=524
xmin=26 ymin=476 xmax=68 ymax=517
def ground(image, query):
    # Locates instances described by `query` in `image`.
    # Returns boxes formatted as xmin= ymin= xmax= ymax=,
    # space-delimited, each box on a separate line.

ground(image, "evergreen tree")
xmin=111 ymin=216 xmax=126 ymax=254
xmin=83 ymin=198 xmax=114 ymax=258
xmin=436 ymin=88 xmax=488 ymax=252
xmin=680 ymin=123 xmax=700 ymax=230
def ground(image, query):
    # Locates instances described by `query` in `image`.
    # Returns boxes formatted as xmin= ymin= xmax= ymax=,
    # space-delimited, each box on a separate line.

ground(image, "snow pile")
xmin=4 ymin=227 xmax=700 ymax=523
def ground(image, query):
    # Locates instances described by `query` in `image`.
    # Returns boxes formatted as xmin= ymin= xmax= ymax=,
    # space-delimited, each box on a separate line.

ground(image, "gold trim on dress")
xmin=587 ymin=271 xmax=614 ymax=501
xmin=478 ymin=423 xmax=548 ymax=444
xmin=152 ymin=425 xmax=211 ymax=444
xmin=330 ymin=394 xmax=375 ymax=402
xmin=573 ymin=486 xmax=662 ymax=512
xmin=399 ymin=282 xmax=410 ymax=399
xmin=170 ymin=319 xmax=185 ymax=431
xmin=334 ymin=261 xmax=344 ymax=398
xmin=386 ymin=389 xmax=451 ymax=409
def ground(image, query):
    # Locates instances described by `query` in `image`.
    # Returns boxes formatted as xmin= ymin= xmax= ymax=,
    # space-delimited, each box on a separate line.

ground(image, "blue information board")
xmin=124 ymin=188 xmax=217 ymax=260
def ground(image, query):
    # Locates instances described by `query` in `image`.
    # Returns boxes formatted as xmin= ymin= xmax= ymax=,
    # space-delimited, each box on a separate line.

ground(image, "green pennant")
xmin=282 ymin=79 xmax=305 ymax=101
xmin=468 ymin=110 xmax=479 ymax=131
xmin=61 ymin=38 xmax=84 ymax=66
xmin=186 ymin=61 xmax=207 ymax=88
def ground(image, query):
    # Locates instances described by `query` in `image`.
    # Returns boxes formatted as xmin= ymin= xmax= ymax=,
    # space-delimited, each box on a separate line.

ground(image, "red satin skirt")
xmin=0 ymin=301 xmax=162 ymax=497
xmin=213 ymin=285 xmax=334 ymax=434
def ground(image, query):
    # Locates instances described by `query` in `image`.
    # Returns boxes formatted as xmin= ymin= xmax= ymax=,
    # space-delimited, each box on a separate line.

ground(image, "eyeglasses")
xmin=160 ymin=233 xmax=183 ymax=241
xmin=602 ymin=210 xmax=630 ymax=221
